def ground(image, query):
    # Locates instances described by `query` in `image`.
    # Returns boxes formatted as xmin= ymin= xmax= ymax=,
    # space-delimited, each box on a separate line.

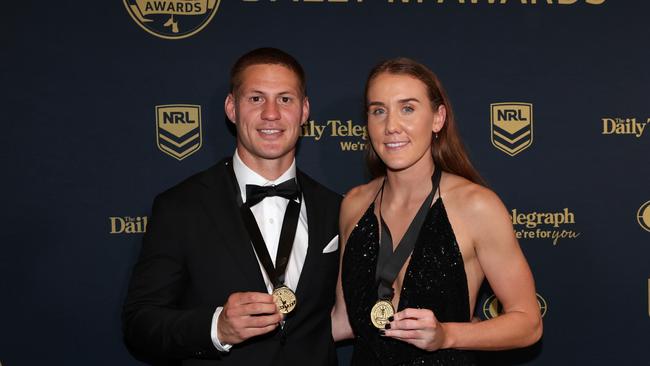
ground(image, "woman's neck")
xmin=383 ymin=157 xmax=435 ymax=206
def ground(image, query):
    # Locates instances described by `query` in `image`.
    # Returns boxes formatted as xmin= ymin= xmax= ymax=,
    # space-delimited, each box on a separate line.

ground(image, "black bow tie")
xmin=245 ymin=178 xmax=300 ymax=207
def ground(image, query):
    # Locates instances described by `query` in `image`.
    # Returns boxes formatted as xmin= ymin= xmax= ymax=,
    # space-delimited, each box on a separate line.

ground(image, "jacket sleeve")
xmin=122 ymin=193 xmax=220 ymax=361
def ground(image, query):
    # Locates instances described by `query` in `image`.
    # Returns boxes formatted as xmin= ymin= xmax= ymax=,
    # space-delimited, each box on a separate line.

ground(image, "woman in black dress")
xmin=332 ymin=58 xmax=542 ymax=365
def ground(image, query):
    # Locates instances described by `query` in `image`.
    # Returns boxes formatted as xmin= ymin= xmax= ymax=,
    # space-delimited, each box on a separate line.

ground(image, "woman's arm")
xmin=441 ymin=187 xmax=542 ymax=350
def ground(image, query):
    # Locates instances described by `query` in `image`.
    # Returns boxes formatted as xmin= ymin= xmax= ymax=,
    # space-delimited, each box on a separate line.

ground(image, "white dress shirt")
xmin=211 ymin=150 xmax=309 ymax=351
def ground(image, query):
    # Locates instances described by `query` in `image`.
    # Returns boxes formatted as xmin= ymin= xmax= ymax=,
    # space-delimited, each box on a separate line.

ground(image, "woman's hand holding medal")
xmin=381 ymin=308 xmax=448 ymax=352
xmin=217 ymin=292 xmax=283 ymax=345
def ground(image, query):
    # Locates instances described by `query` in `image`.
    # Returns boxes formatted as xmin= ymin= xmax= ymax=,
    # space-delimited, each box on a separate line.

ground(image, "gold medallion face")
xmin=370 ymin=300 xmax=395 ymax=328
xmin=272 ymin=286 xmax=297 ymax=314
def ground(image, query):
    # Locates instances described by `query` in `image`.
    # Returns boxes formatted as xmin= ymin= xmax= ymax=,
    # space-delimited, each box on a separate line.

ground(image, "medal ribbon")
xmin=240 ymin=199 xmax=300 ymax=289
xmin=227 ymin=160 xmax=301 ymax=289
xmin=375 ymin=168 xmax=442 ymax=301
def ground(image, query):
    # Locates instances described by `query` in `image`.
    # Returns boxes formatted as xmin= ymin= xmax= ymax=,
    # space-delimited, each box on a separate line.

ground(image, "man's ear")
xmin=301 ymin=96 xmax=310 ymax=125
xmin=225 ymin=93 xmax=237 ymax=124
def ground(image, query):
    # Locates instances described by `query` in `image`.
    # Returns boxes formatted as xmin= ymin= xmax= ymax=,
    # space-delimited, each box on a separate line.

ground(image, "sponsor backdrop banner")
xmin=1 ymin=1 xmax=648 ymax=365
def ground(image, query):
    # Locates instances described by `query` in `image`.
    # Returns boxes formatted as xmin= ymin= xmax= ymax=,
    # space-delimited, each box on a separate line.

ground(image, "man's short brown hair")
xmin=229 ymin=47 xmax=306 ymax=96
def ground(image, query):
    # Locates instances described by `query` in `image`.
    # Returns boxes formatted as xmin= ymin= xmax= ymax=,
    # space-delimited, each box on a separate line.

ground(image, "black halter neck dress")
xmin=342 ymin=181 xmax=477 ymax=366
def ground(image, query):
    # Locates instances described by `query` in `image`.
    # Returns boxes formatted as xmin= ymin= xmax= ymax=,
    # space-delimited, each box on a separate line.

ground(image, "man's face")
xmin=225 ymin=64 xmax=309 ymax=169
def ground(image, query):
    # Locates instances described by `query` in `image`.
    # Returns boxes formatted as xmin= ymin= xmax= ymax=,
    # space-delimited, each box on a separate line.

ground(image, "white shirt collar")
xmin=232 ymin=149 xmax=297 ymax=203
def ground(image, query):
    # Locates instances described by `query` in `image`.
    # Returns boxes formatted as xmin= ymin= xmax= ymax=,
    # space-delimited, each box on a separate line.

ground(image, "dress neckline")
xmin=356 ymin=198 xmax=444 ymax=311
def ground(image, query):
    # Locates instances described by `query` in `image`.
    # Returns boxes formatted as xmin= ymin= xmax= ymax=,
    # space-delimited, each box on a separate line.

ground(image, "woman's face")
xmin=366 ymin=72 xmax=445 ymax=173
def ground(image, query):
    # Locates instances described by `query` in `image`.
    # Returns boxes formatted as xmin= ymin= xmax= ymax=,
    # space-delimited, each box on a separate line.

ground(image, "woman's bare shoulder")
xmin=340 ymin=178 xmax=383 ymax=234
xmin=441 ymin=172 xmax=503 ymax=217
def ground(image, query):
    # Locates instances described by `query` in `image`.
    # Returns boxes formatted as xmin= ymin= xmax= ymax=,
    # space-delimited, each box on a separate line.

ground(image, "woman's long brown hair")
xmin=365 ymin=57 xmax=485 ymax=186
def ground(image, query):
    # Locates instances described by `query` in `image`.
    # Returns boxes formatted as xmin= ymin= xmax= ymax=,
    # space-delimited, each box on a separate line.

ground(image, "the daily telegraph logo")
xmin=109 ymin=216 xmax=148 ymax=234
xmin=490 ymin=103 xmax=533 ymax=156
xmin=482 ymin=293 xmax=547 ymax=320
xmin=124 ymin=0 xmax=221 ymax=40
xmin=301 ymin=120 xmax=368 ymax=152
xmin=637 ymin=201 xmax=650 ymax=233
xmin=601 ymin=117 xmax=648 ymax=138
xmin=156 ymin=104 xmax=202 ymax=160
xmin=511 ymin=208 xmax=580 ymax=246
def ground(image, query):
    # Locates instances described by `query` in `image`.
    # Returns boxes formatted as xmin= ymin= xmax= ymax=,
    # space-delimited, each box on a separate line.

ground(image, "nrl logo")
xmin=490 ymin=102 xmax=534 ymax=156
xmin=156 ymin=104 xmax=202 ymax=160
xmin=124 ymin=0 xmax=221 ymax=40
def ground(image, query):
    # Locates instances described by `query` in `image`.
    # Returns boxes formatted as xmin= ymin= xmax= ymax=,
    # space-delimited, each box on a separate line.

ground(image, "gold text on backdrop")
xmin=301 ymin=119 xmax=368 ymax=152
xmin=511 ymin=208 xmax=580 ymax=245
xmin=243 ymin=0 xmax=606 ymax=5
xmin=109 ymin=216 xmax=148 ymax=234
xmin=601 ymin=118 xmax=648 ymax=138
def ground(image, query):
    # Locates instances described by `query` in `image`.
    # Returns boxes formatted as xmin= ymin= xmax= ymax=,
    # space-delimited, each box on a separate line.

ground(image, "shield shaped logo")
xmin=156 ymin=104 xmax=202 ymax=160
xmin=490 ymin=103 xmax=534 ymax=156
xmin=124 ymin=0 xmax=221 ymax=40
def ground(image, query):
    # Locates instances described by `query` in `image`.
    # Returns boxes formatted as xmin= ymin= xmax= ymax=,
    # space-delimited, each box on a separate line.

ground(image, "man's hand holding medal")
xmin=217 ymin=292 xmax=283 ymax=345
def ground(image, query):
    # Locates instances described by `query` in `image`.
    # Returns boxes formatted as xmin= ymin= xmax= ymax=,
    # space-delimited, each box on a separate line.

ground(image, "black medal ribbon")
xmin=376 ymin=168 xmax=442 ymax=301
xmin=226 ymin=159 xmax=301 ymax=290
xmin=240 ymin=196 xmax=300 ymax=288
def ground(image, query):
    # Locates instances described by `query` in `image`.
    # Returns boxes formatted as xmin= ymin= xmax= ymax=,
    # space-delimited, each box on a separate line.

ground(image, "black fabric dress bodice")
xmin=342 ymin=199 xmax=477 ymax=366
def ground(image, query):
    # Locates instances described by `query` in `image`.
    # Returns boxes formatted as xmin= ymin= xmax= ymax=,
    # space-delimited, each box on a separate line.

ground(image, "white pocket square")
xmin=322 ymin=235 xmax=339 ymax=253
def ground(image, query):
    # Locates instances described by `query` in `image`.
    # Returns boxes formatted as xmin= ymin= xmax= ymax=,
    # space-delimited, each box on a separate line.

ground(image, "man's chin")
xmin=252 ymin=148 xmax=295 ymax=162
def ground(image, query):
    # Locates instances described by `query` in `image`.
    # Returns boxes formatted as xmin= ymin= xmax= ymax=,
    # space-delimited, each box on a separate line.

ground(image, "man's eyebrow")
xmin=245 ymin=90 xmax=296 ymax=95
xmin=367 ymin=101 xmax=386 ymax=107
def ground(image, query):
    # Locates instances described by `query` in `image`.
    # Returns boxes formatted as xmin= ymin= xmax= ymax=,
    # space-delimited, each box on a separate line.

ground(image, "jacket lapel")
xmin=293 ymin=170 xmax=326 ymax=301
xmin=197 ymin=159 xmax=267 ymax=292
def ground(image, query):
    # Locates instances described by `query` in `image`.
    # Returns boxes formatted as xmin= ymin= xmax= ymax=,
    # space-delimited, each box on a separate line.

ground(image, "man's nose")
xmin=262 ymin=101 xmax=280 ymax=121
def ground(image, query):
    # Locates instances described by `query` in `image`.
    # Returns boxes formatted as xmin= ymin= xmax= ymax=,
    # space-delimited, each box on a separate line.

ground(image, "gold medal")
xmin=370 ymin=299 xmax=395 ymax=328
xmin=272 ymin=286 xmax=297 ymax=314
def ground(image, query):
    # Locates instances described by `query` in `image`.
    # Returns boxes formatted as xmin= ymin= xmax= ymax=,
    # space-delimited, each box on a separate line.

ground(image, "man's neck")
xmin=236 ymin=149 xmax=295 ymax=181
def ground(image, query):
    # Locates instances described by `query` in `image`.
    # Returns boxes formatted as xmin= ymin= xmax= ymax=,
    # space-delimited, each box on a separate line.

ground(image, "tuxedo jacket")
xmin=123 ymin=159 xmax=341 ymax=366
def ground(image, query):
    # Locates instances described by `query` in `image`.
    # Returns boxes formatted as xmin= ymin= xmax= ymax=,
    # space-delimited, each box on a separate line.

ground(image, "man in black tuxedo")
xmin=123 ymin=48 xmax=341 ymax=365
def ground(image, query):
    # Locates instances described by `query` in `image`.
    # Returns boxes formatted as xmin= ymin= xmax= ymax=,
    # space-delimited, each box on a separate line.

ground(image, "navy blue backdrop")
xmin=2 ymin=1 xmax=649 ymax=365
